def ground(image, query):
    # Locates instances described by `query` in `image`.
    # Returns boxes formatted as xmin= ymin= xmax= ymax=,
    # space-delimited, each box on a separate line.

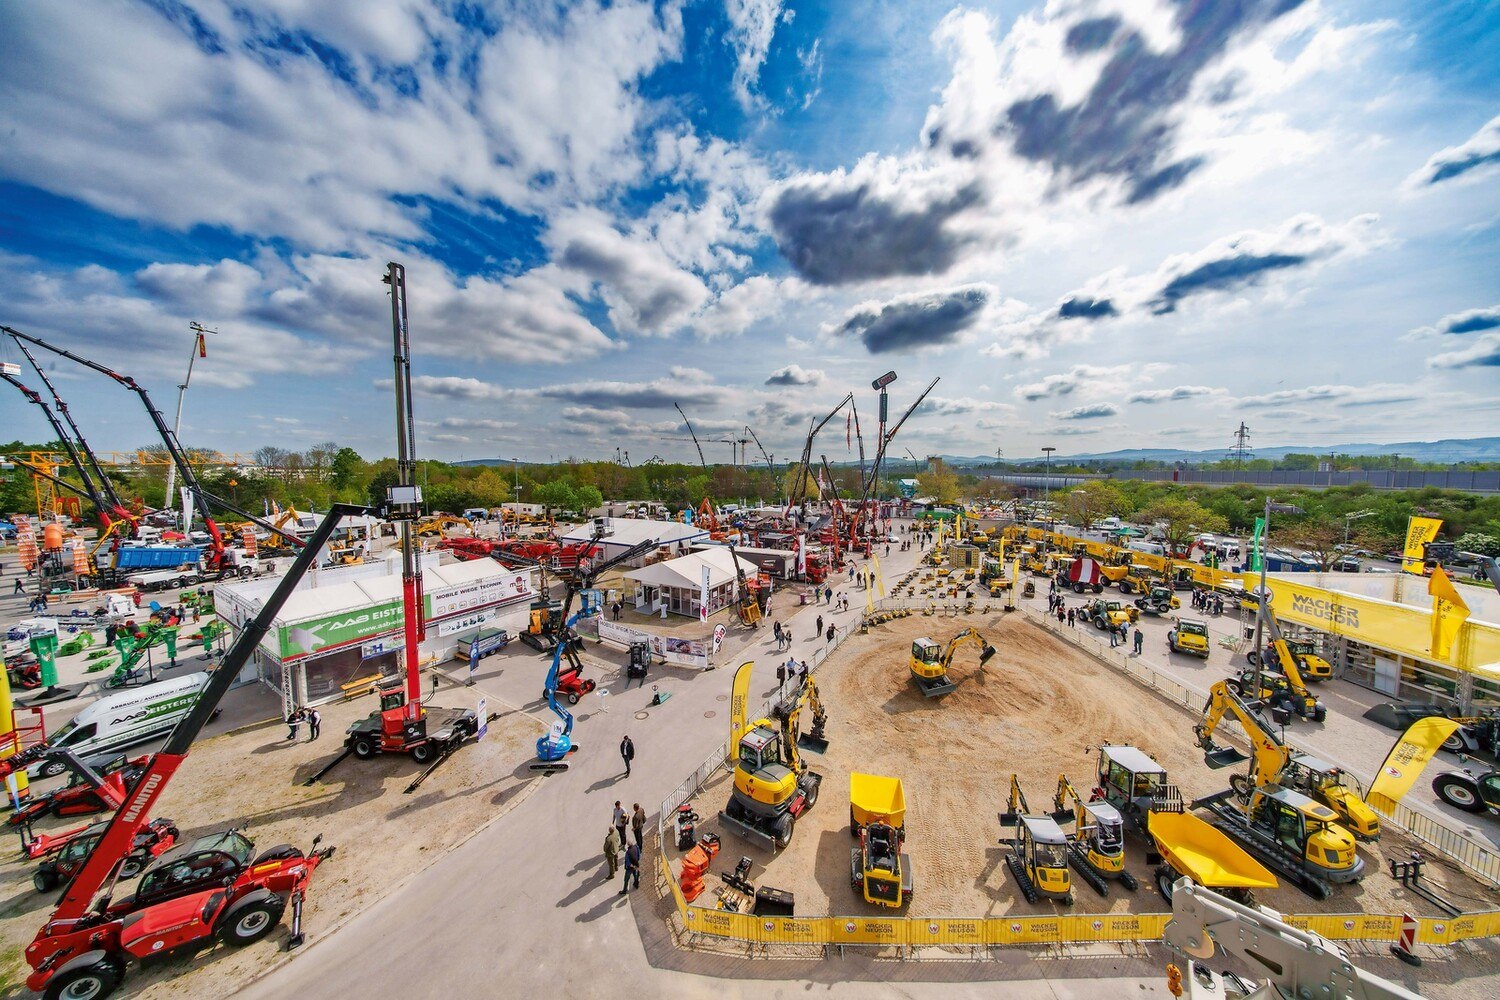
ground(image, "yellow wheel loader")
xmin=908 ymin=627 xmax=996 ymax=698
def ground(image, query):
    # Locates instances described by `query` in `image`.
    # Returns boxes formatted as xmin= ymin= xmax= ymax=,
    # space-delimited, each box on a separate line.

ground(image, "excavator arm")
xmin=1256 ymin=602 xmax=1315 ymax=698
xmin=1054 ymin=774 xmax=1086 ymax=829
xmin=941 ymin=627 xmax=997 ymax=670
xmin=1195 ymin=682 xmax=1290 ymax=787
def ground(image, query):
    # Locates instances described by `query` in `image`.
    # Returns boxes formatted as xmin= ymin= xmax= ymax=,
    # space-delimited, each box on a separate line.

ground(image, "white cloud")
xmin=1051 ymin=403 xmax=1118 ymax=421
xmin=1126 ymin=385 xmax=1222 ymax=404
xmin=1237 ymin=383 xmax=1418 ymax=408
xmin=1428 ymin=334 xmax=1500 ymax=371
xmin=1405 ymin=115 xmax=1500 ymax=189
xmin=765 ymin=364 xmax=825 ymax=386
xmin=723 ymin=1 xmax=786 ymax=110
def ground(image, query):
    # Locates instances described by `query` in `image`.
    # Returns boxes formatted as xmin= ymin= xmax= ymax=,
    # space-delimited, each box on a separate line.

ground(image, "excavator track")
xmin=1196 ymin=794 xmax=1333 ymax=901
xmin=1064 ymin=843 xmax=1110 ymax=897
xmin=1005 ymin=852 xmax=1039 ymax=904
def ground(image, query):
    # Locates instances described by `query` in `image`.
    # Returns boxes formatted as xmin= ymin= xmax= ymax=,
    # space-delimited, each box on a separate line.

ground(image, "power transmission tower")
xmin=1231 ymin=422 xmax=1252 ymax=470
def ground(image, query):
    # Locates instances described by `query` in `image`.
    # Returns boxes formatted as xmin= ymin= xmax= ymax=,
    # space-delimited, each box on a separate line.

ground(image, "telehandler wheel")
xmin=33 ymin=868 xmax=59 ymax=893
xmin=411 ymin=742 xmax=435 ymax=764
xmin=1442 ymin=730 xmax=1468 ymax=754
xmin=773 ymin=813 xmax=795 ymax=849
xmin=43 ymin=956 xmax=124 ymax=1000
xmin=1433 ymin=774 xmax=1485 ymax=812
xmin=352 ymin=737 xmax=377 ymax=760
xmin=218 ymin=895 xmax=286 ymax=946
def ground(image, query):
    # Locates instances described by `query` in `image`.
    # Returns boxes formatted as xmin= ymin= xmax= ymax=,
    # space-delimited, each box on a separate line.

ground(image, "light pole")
xmin=1041 ymin=447 xmax=1056 ymax=525
xmin=1250 ymin=497 xmax=1303 ymax=694
xmin=1343 ymin=509 xmax=1377 ymax=549
xmin=164 ymin=322 xmax=216 ymax=523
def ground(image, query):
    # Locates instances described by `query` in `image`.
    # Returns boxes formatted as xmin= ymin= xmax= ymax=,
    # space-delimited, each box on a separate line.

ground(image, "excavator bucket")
xmin=979 ymin=644 xmax=996 ymax=665
xmin=1204 ymin=746 xmax=1250 ymax=769
xmin=916 ymin=674 xmax=957 ymax=698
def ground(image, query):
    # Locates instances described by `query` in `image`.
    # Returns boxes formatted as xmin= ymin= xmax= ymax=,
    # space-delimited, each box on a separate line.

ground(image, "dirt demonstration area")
xmin=0 ymin=680 xmax=541 ymax=998
xmin=683 ymin=611 xmax=1500 ymax=921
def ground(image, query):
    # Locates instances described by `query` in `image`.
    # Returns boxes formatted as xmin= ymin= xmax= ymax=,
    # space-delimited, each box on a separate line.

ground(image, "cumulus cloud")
xmin=405 ymin=376 xmax=512 ymax=402
xmin=537 ymin=374 xmax=728 ymax=410
xmin=1428 ymin=334 xmax=1500 ymax=370
xmin=1238 ymin=383 xmax=1418 ymax=408
xmin=1406 ymin=304 xmax=1500 ymax=340
xmin=1051 ymin=403 xmax=1118 ymax=420
xmin=438 ymin=417 xmax=513 ymax=432
xmin=921 ymin=397 xmax=1014 ymax=417
xmin=1406 ymin=115 xmax=1500 ymax=188
xmin=1014 ymin=364 xmax=1132 ymax=402
xmin=765 ymin=364 xmax=825 ymax=386
xmin=827 ymin=283 xmax=996 ymax=354
xmin=552 ymin=211 xmax=711 ymax=336
xmin=1126 ymin=385 xmax=1220 ymax=404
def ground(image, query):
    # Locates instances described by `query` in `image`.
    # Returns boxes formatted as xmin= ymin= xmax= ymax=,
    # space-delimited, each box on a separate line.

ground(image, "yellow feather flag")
xmin=1402 ymin=516 xmax=1442 ymax=574
xmin=1428 ymin=566 xmax=1470 ymax=661
xmin=1367 ymin=716 xmax=1461 ymax=816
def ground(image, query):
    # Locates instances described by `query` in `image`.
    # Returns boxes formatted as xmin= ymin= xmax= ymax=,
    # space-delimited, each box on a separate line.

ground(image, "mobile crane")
xmin=719 ymin=662 xmax=827 ymax=849
xmin=533 ymin=528 xmax=658 ymax=774
xmin=907 ymin=627 xmax=996 ymax=697
xmin=4 ymin=327 xmax=304 ymax=576
xmin=1195 ymin=681 xmax=1379 ymax=839
xmin=3 ymin=504 xmax=365 ymax=1000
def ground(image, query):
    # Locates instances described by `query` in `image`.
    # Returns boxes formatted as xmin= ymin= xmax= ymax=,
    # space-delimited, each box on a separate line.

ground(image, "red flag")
xmin=196 ymin=332 xmax=207 ymax=357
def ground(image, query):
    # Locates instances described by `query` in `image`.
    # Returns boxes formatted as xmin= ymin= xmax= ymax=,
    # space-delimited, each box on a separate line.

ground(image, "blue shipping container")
xmin=114 ymin=546 xmax=202 ymax=570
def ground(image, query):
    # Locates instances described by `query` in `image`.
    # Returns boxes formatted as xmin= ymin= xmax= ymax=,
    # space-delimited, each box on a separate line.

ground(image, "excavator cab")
xmin=1284 ymin=755 xmax=1380 ymax=840
xmin=1094 ymin=745 xmax=1180 ymax=830
xmin=1249 ymin=786 xmax=1362 ymax=883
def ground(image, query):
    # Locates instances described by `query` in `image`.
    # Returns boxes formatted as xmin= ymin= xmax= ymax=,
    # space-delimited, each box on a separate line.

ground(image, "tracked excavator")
xmin=719 ymin=663 xmax=828 ymax=850
xmin=1053 ymin=774 xmax=1137 ymax=895
xmin=1195 ymin=681 xmax=1379 ymax=840
xmin=999 ymin=775 xmax=1073 ymax=904
xmin=907 ymin=627 xmax=996 ymax=697
xmin=1230 ymin=601 xmax=1326 ymax=722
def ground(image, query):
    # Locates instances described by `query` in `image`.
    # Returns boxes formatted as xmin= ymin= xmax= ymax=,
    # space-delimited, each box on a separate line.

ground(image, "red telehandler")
xmin=1 ymin=503 xmax=371 ymax=1000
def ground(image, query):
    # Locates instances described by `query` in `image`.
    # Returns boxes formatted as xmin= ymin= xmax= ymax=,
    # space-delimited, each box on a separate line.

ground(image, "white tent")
xmin=624 ymin=548 xmax=759 ymax=618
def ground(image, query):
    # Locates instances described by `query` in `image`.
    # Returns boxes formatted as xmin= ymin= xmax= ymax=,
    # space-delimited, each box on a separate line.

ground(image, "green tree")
xmin=468 ymin=469 xmax=511 ymax=508
xmin=1457 ymin=532 xmax=1500 ymax=558
xmin=1139 ymin=498 xmax=1228 ymax=557
xmin=330 ymin=447 xmax=365 ymax=492
xmin=532 ymin=480 xmax=577 ymax=516
xmin=918 ymin=463 xmax=961 ymax=505
xmin=1061 ymin=480 xmax=1128 ymax=530
xmin=574 ymin=484 xmax=604 ymax=512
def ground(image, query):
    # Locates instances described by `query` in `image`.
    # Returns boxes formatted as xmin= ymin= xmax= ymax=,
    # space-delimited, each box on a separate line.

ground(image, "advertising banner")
xmin=1429 ymin=567 xmax=1471 ymax=661
xmin=597 ymin=618 xmax=709 ymax=668
xmin=1367 ymin=716 xmax=1461 ymax=815
xmin=279 ymin=598 xmax=404 ymax=662
xmin=426 ymin=569 xmax=531 ymax=618
xmin=436 ymin=609 xmax=498 ymax=636
xmin=1402 ymin=516 xmax=1443 ymax=575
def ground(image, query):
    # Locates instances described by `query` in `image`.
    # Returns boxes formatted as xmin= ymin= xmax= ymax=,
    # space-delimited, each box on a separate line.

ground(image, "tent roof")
xmin=557 ymin=518 xmax=706 ymax=548
xmin=624 ymin=548 xmax=759 ymax=590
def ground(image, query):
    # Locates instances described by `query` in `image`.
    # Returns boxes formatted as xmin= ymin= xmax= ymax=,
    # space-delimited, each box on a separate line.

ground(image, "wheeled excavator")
xmin=1053 ymin=774 xmax=1137 ymax=895
xmin=1195 ymin=681 xmax=1379 ymax=840
xmin=908 ymin=627 xmax=996 ymax=698
xmin=719 ymin=663 xmax=828 ymax=850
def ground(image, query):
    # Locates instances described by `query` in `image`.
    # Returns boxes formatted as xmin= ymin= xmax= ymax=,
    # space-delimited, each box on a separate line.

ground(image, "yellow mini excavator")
xmin=719 ymin=662 xmax=827 ymax=850
xmin=1229 ymin=601 xmax=1326 ymax=722
xmin=1054 ymin=774 xmax=1138 ymax=896
xmin=908 ymin=627 xmax=996 ymax=697
xmin=999 ymin=775 xmax=1073 ymax=904
xmin=1196 ymin=681 xmax=1379 ymax=840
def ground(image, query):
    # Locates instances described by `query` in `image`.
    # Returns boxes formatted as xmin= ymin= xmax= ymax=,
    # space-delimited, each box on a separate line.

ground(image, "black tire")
xmin=217 ymin=895 xmax=286 ymax=946
xmin=239 ymin=566 xmax=252 ymax=579
xmin=40 ymin=758 xmax=68 ymax=779
xmin=411 ymin=742 xmax=435 ymax=764
xmin=567 ymin=693 xmax=580 ymax=705
xmin=1313 ymin=706 xmax=1327 ymax=723
xmin=1442 ymin=731 xmax=1467 ymax=754
xmin=803 ymin=780 xmax=820 ymax=811
xmin=1246 ymin=652 xmax=1261 ymax=667
xmin=173 ymin=577 xmax=186 ymax=589
xmin=1092 ymin=584 xmax=1102 ymax=594
xmin=33 ymin=868 xmax=59 ymax=893
xmin=773 ymin=812 xmax=795 ymax=849
xmin=1155 ymin=866 xmax=1176 ymax=904
xmin=117 ymin=855 xmax=147 ymax=880
xmin=1225 ymin=679 xmax=1243 ymax=697
xmin=42 ymin=957 xmax=123 ymax=1000
xmin=1229 ymin=774 xmax=1252 ymax=800
xmin=351 ymin=737 xmax=377 ymax=760
xmin=1433 ymin=774 xmax=1486 ymax=813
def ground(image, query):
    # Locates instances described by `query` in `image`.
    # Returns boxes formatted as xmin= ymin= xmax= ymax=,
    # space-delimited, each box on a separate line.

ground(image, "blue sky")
xmin=1 ymin=0 xmax=1497 ymax=465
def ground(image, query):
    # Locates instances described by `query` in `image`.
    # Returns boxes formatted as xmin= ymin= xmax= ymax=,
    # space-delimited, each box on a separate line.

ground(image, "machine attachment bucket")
xmin=1204 ymin=746 xmax=1250 ymax=769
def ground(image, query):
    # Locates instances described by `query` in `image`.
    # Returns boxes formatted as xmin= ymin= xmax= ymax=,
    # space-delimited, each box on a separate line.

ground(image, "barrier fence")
xmin=653 ymin=591 xmax=1500 ymax=956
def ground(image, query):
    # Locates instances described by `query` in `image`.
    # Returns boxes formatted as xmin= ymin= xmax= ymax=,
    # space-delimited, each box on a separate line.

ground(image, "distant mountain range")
xmin=451 ymin=458 xmax=533 ymax=467
xmin=937 ymin=437 xmax=1500 ymax=467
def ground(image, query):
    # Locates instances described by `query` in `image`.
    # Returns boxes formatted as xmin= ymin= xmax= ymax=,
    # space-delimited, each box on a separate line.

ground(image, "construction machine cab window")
xmin=1033 ymin=836 xmax=1067 ymax=871
xmin=1179 ymin=621 xmax=1208 ymax=637
xmin=911 ymin=639 xmax=940 ymax=664
xmin=738 ymin=727 xmax=781 ymax=773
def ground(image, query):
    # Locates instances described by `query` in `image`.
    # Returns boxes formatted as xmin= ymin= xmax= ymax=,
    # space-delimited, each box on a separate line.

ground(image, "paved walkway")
xmin=236 ymin=525 xmax=1178 ymax=998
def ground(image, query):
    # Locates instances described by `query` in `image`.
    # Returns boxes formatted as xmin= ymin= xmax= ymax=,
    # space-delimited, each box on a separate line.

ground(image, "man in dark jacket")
xmin=619 ymin=734 xmax=635 ymax=777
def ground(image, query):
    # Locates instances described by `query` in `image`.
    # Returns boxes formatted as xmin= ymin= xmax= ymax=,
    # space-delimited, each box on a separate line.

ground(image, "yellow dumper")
xmin=850 ymin=773 xmax=913 ymax=908
xmin=1147 ymin=811 xmax=1277 ymax=904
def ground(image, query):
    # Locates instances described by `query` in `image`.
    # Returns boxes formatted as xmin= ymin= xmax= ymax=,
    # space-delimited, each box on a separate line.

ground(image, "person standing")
xmin=619 ymin=735 xmax=635 ymax=778
xmin=604 ymin=825 xmax=622 ymax=880
xmin=613 ymin=800 xmax=628 ymax=840
xmin=825 ymin=624 xmax=835 ymax=644
xmin=815 ymin=614 xmax=823 ymax=638
xmin=773 ymin=621 xmax=783 ymax=648
xmin=306 ymin=707 xmax=322 ymax=741
xmin=776 ymin=660 xmax=787 ymax=690
xmin=1066 ymin=608 xmax=1075 ymax=628
xmin=1108 ymin=623 xmax=1119 ymax=647
xmin=631 ymin=803 xmax=646 ymax=850
xmin=1133 ymin=627 xmax=1144 ymax=655
xmin=285 ymin=708 xmax=303 ymax=741
xmin=621 ymin=840 xmax=641 ymax=894
xmin=824 ymin=585 xmax=833 ymax=605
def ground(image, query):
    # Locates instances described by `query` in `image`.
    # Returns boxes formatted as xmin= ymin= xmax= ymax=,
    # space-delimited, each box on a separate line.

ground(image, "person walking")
xmin=12 ymin=578 xmax=23 ymax=595
xmin=1056 ymin=605 xmax=1065 ymax=624
xmin=783 ymin=626 xmax=792 ymax=647
xmin=1133 ymin=626 xmax=1144 ymax=655
xmin=825 ymin=623 xmax=835 ymax=644
xmin=285 ymin=708 xmax=303 ymax=741
xmin=619 ymin=735 xmax=635 ymax=777
xmin=631 ymin=803 xmax=646 ymax=850
xmin=773 ymin=621 xmax=783 ymax=649
xmin=825 ymin=585 xmax=833 ymax=605
xmin=621 ymin=840 xmax=641 ymax=894
xmin=603 ymin=825 xmax=622 ymax=880
xmin=306 ymin=707 xmax=322 ymax=741
xmin=613 ymin=801 xmax=628 ymax=841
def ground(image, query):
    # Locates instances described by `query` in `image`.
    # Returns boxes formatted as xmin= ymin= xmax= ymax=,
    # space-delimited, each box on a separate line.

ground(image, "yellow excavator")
xmin=1196 ymin=681 xmax=1379 ymax=840
xmin=1230 ymin=601 xmax=1326 ymax=722
xmin=1053 ymin=774 xmax=1137 ymax=895
xmin=908 ymin=627 xmax=996 ymax=697
xmin=999 ymin=774 xmax=1073 ymax=904
xmin=718 ymin=662 xmax=828 ymax=850
xmin=414 ymin=514 xmax=470 ymax=538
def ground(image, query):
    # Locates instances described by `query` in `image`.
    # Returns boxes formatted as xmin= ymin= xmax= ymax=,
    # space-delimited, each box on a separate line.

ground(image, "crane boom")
xmin=12 ymin=336 xmax=128 ymax=517
xmin=746 ymin=425 xmax=775 ymax=476
xmin=3 ymin=327 xmax=303 ymax=555
xmin=1 ymin=369 xmax=114 ymax=527
xmin=788 ymin=393 xmax=853 ymax=510
xmin=674 ymin=402 xmax=708 ymax=473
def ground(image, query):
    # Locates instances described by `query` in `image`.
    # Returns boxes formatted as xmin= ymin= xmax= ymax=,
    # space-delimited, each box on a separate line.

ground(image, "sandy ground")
xmin=681 ymin=610 xmax=1500 ymax=922
xmin=0 ymin=676 xmax=542 ymax=998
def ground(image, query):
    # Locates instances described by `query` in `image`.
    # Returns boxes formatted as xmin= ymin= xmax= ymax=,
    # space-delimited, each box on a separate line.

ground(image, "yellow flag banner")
xmin=1367 ymin=717 xmax=1461 ymax=815
xmin=1402 ymin=516 xmax=1442 ymax=575
xmin=729 ymin=661 xmax=754 ymax=750
xmin=1429 ymin=566 xmax=1471 ymax=662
